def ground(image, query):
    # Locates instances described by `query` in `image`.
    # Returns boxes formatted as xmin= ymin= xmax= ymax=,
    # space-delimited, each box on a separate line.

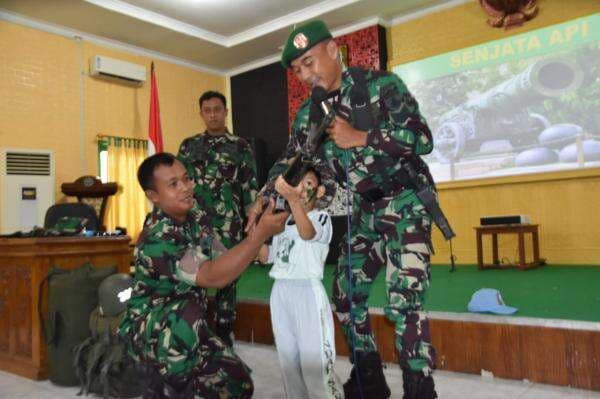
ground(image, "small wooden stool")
xmin=474 ymin=224 xmax=546 ymax=270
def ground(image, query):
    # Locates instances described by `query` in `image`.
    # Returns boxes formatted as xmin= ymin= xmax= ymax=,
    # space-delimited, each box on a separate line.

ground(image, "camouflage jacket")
xmin=178 ymin=132 xmax=258 ymax=245
xmin=118 ymin=207 xmax=215 ymax=351
xmin=264 ymin=68 xmax=434 ymax=207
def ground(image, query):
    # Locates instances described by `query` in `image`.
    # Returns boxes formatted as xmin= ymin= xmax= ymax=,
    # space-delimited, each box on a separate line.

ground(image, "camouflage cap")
xmin=53 ymin=216 xmax=88 ymax=234
xmin=281 ymin=20 xmax=333 ymax=68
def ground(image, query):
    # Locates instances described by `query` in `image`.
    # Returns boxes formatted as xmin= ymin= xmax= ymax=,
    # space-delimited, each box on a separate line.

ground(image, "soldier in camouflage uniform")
xmin=119 ymin=153 xmax=287 ymax=398
xmin=178 ymin=91 xmax=259 ymax=346
xmin=247 ymin=21 xmax=438 ymax=399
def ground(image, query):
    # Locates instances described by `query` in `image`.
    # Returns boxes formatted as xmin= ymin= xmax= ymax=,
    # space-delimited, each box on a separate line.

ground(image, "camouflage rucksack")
xmin=73 ymin=274 xmax=143 ymax=398
xmin=52 ymin=216 xmax=88 ymax=234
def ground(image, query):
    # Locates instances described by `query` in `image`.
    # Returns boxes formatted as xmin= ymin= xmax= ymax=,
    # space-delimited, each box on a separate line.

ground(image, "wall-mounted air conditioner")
xmin=90 ymin=55 xmax=146 ymax=84
xmin=0 ymin=149 xmax=55 ymax=234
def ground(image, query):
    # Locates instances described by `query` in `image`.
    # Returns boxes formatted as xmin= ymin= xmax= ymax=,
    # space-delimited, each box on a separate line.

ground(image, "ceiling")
xmin=0 ymin=0 xmax=467 ymax=75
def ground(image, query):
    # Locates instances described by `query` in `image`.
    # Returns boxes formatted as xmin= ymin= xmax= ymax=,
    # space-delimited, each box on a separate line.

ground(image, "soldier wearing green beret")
xmin=118 ymin=153 xmax=287 ymax=398
xmin=178 ymin=90 xmax=259 ymax=346
xmin=247 ymin=20 xmax=439 ymax=399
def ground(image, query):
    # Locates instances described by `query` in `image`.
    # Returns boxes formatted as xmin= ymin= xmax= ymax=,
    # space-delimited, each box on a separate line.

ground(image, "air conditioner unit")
xmin=0 ymin=149 xmax=55 ymax=234
xmin=90 ymin=55 xmax=146 ymax=83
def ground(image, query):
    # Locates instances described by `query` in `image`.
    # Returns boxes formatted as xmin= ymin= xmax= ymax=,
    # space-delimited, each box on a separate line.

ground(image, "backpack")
xmin=39 ymin=263 xmax=117 ymax=386
xmin=73 ymin=307 xmax=143 ymax=398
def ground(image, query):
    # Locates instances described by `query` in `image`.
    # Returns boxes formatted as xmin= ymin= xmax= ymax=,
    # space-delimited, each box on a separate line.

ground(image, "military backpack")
xmin=39 ymin=263 xmax=117 ymax=386
xmin=73 ymin=273 xmax=143 ymax=398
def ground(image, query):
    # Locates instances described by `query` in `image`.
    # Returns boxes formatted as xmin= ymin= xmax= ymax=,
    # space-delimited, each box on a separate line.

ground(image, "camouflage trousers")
xmin=127 ymin=299 xmax=253 ymax=398
xmin=332 ymin=190 xmax=437 ymax=374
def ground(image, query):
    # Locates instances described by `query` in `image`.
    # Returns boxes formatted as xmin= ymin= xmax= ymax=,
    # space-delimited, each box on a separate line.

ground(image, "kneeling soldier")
xmin=119 ymin=152 xmax=287 ymax=398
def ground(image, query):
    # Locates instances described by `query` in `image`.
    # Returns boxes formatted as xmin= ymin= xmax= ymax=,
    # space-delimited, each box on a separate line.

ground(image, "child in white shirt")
xmin=258 ymin=168 xmax=342 ymax=399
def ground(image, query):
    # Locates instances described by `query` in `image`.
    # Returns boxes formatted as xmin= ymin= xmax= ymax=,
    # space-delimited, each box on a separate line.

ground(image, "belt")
xmin=359 ymin=183 xmax=406 ymax=203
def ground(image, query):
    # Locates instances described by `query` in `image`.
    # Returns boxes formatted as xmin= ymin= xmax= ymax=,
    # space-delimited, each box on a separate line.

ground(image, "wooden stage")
xmin=1 ymin=232 xmax=597 ymax=392
xmin=230 ymin=300 xmax=600 ymax=392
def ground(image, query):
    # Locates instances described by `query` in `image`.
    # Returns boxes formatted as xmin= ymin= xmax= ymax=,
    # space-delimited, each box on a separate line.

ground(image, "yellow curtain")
xmin=104 ymin=136 xmax=150 ymax=241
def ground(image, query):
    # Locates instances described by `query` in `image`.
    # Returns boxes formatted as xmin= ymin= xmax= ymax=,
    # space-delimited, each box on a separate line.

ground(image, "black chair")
xmin=44 ymin=203 xmax=100 ymax=231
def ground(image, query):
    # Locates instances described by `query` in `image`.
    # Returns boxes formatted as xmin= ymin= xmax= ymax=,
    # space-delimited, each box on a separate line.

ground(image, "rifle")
xmin=275 ymin=87 xmax=334 ymax=210
xmin=402 ymin=161 xmax=456 ymax=241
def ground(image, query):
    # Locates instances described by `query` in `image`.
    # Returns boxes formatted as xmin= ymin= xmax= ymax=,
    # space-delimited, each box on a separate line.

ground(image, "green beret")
xmin=281 ymin=20 xmax=333 ymax=68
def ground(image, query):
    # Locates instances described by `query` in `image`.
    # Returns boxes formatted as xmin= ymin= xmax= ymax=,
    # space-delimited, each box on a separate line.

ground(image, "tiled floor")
xmin=1 ymin=342 xmax=599 ymax=398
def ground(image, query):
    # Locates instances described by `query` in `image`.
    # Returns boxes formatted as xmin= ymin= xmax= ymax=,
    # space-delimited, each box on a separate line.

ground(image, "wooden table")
xmin=474 ymin=224 xmax=545 ymax=270
xmin=0 ymin=236 xmax=131 ymax=380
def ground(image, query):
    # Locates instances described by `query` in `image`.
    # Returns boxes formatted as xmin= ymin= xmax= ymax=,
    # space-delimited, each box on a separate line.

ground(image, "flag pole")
xmin=148 ymin=61 xmax=164 ymax=155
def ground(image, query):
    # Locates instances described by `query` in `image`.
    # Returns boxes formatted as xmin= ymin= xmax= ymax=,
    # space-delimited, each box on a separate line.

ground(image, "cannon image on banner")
xmin=433 ymin=58 xmax=584 ymax=163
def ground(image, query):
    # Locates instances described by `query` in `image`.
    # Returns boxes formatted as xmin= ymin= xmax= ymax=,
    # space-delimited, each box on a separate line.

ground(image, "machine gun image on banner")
xmin=433 ymin=57 xmax=584 ymax=163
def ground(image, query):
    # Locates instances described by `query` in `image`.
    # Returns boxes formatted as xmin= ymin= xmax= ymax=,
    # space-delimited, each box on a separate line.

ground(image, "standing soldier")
xmin=178 ymin=91 xmax=259 ymax=346
xmin=247 ymin=21 xmax=440 ymax=399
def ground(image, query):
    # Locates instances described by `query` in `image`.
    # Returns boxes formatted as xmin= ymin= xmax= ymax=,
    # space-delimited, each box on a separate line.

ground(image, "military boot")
xmin=343 ymin=351 xmax=391 ymax=399
xmin=215 ymin=323 xmax=234 ymax=347
xmin=163 ymin=379 xmax=195 ymax=399
xmin=162 ymin=374 xmax=196 ymax=399
xmin=139 ymin=363 xmax=165 ymax=399
xmin=402 ymin=369 xmax=437 ymax=399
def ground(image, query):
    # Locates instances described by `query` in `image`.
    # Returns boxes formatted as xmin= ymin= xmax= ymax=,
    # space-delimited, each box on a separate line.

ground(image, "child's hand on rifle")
xmin=274 ymin=175 xmax=302 ymax=205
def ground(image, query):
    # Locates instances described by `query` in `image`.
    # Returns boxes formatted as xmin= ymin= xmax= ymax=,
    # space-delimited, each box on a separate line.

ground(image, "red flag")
xmin=148 ymin=62 xmax=164 ymax=155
